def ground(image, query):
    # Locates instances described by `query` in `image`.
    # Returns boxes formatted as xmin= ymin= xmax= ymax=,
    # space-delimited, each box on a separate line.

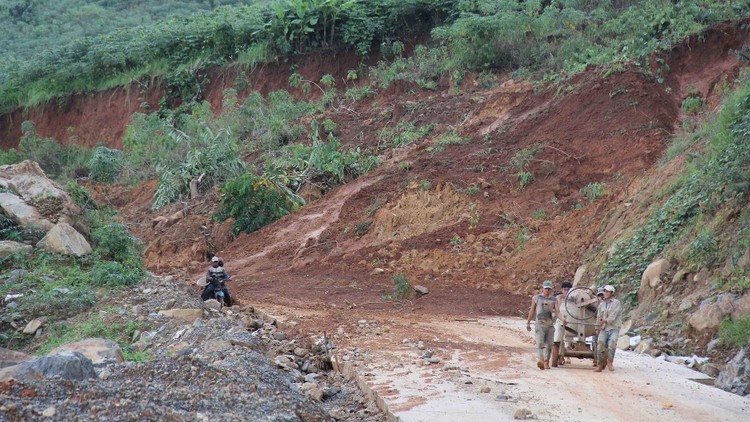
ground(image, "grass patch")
xmin=37 ymin=313 xmax=151 ymax=362
xmin=719 ymin=316 xmax=750 ymax=348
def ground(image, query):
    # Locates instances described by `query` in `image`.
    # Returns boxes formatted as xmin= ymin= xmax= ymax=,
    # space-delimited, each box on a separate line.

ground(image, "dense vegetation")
xmin=2 ymin=0 xmax=748 ymax=114
xmin=597 ymin=70 xmax=750 ymax=304
xmin=0 ymin=1 xmax=255 ymax=76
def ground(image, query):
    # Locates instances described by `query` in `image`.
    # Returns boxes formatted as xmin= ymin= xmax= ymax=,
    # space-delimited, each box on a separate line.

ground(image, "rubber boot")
xmin=537 ymin=360 xmax=545 ymax=370
xmin=607 ymin=359 xmax=614 ymax=372
xmin=544 ymin=360 xmax=550 ymax=369
xmin=595 ymin=357 xmax=606 ymax=372
xmin=551 ymin=343 xmax=560 ymax=367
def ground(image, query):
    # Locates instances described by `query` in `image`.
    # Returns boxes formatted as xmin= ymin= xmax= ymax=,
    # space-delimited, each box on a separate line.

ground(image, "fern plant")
xmin=151 ymin=127 xmax=246 ymax=209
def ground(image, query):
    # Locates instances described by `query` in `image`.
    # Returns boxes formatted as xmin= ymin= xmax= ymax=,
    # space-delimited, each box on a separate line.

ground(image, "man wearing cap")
xmin=526 ymin=280 xmax=557 ymax=369
xmin=552 ymin=281 xmax=573 ymax=367
xmin=595 ymin=285 xmax=622 ymax=372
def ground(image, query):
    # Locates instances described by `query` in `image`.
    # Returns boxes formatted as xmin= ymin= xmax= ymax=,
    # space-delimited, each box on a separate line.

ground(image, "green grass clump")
xmin=719 ymin=316 xmax=750 ymax=348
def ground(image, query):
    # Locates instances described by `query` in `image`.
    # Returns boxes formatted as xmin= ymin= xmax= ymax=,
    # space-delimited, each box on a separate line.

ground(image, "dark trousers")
xmin=201 ymin=283 xmax=233 ymax=306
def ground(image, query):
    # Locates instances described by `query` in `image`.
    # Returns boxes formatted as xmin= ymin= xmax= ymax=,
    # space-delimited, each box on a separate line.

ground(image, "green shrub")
xmin=151 ymin=126 xmax=246 ymax=209
xmin=0 ymin=148 xmax=24 ymax=166
xmin=517 ymin=171 xmax=534 ymax=190
xmin=580 ymin=182 xmax=607 ymax=203
xmin=268 ymin=121 xmax=380 ymax=191
xmin=345 ymin=85 xmax=373 ymax=101
xmin=354 ymin=221 xmax=370 ymax=237
xmin=65 ymin=181 xmax=97 ymax=211
xmin=242 ymin=90 xmax=317 ymax=150
xmin=0 ymin=214 xmax=45 ymax=244
xmin=91 ymin=223 xmax=142 ymax=264
xmin=322 ymin=118 xmax=337 ymax=134
xmin=215 ymin=173 xmax=302 ymax=234
xmin=682 ymin=96 xmax=703 ymax=114
xmin=90 ymin=260 xmax=145 ymax=287
xmin=686 ymin=229 xmax=718 ymax=268
xmin=378 ymin=121 xmax=434 ymax=149
xmin=16 ymin=121 xmax=92 ymax=181
xmin=719 ymin=316 xmax=750 ymax=348
xmin=390 ymin=273 xmax=411 ymax=300
xmin=450 ymin=234 xmax=463 ymax=245
xmin=88 ymin=146 xmax=123 ymax=184
xmin=532 ymin=208 xmax=547 ymax=220
xmin=370 ymin=45 xmax=447 ymax=90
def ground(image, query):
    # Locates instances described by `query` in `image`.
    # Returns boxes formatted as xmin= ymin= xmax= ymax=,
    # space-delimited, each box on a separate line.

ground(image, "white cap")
xmin=603 ymin=285 xmax=615 ymax=293
xmin=211 ymin=256 xmax=220 ymax=263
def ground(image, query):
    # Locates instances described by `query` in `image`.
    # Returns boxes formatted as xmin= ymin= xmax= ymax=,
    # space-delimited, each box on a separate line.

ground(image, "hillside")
xmin=2 ymin=2 xmax=750 ymax=420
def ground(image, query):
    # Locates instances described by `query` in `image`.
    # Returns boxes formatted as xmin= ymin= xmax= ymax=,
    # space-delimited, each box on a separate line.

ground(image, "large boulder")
xmin=0 ymin=161 xmax=81 ymax=229
xmin=36 ymin=222 xmax=92 ymax=256
xmin=49 ymin=338 xmax=124 ymax=367
xmin=158 ymin=308 xmax=203 ymax=323
xmin=0 ymin=160 xmax=69 ymax=201
xmin=0 ymin=351 xmax=97 ymax=382
xmin=689 ymin=294 xmax=737 ymax=331
xmin=732 ymin=291 xmax=750 ymax=321
xmin=716 ymin=348 xmax=750 ymax=396
xmin=0 ymin=240 xmax=33 ymax=258
xmin=638 ymin=259 xmax=671 ymax=304
xmin=0 ymin=192 xmax=54 ymax=230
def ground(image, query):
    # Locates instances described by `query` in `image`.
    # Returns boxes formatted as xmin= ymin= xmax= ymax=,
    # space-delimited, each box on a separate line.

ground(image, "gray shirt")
xmin=597 ymin=298 xmax=622 ymax=330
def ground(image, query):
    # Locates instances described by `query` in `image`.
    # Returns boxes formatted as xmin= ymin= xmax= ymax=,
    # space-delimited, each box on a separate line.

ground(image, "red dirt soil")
xmin=3 ymin=22 xmax=749 ymax=321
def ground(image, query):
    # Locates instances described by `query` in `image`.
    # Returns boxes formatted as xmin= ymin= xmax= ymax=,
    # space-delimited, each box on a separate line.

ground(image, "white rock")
xmin=36 ymin=223 xmax=92 ymax=256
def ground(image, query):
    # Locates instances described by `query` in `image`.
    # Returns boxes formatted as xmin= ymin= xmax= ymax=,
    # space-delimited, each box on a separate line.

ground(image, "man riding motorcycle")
xmin=201 ymin=256 xmax=233 ymax=306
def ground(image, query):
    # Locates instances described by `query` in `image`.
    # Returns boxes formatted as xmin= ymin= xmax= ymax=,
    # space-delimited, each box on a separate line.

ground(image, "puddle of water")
xmin=688 ymin=378 xmax=715 ymax=386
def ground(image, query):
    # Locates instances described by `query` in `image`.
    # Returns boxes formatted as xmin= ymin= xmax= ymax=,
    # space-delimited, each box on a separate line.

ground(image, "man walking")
xmin=595 ymin=285 xmax=622 ymax=372
xmin=526 ymin=280 xmax=557 ymax=370
xmin=552 ymin=281 xmax=572 ymax=367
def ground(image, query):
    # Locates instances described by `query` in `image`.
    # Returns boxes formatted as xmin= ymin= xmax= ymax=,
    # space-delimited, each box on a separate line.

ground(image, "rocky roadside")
xmin=0 ymin=274 xmax=385 ymax=421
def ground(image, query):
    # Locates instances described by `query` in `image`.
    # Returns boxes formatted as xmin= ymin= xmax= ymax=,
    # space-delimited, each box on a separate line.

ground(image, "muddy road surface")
xmin=245 ymin=296 xmax=749 ymax=422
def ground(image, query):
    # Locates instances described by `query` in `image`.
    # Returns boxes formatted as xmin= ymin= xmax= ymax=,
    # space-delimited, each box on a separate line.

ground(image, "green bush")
xmin=90 ymin=260 xmax=145 ymax=287
xmin=88 ymin=146 xmax=123 ymax=184
xmin=241 ymin=90 xmax=317 ymax=151
xmin=682 ymin=96 xmax=703 ymax=114
xmin=15 ymin=121 xmax=92 ymax=181
xmin=580 ymin=182 xmax=607 ymax=203
xmin=389 ymin=272 xmax=411 ymax=300
xmin=91 ymin=223 xmax=142 ymax=264
xmin=215 ymin=173 xmax=302 ymax=234
xmin=268 ymin=121 xmax=380 ymax=191
xmin=65 ymin=181 xmax=98 ymax=211
xmin=354 ymin=221 xmax=370 ymax=237
xmin=686 ymin=229 xmax=718 ymax=268
xmin=719 ymin=316 xmax=750 ymax=348
xmin=378 ymin=121 xmax=434 ymax=149
xmin=151 ymin=126 xmax=246 ymax=209
xmin=0 ymin=214 xmax=45 ymax=244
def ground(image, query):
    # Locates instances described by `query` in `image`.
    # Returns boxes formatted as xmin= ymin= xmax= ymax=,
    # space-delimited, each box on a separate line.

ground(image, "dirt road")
xmin=255 ymin=302 xmax=749 ymax=422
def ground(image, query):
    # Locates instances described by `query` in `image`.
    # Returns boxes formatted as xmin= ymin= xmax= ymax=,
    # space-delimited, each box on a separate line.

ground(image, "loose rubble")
xmin=0 ymin=274 xmax=385 ymax=421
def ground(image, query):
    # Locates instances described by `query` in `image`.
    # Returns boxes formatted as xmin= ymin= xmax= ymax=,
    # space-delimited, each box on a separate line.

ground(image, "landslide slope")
xmin=1 ymin=19 xmax=748 ymax=345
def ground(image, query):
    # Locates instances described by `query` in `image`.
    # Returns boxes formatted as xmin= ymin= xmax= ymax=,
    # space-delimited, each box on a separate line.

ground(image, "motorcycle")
xmin=198 ymin=269 xmax=233 ymax=307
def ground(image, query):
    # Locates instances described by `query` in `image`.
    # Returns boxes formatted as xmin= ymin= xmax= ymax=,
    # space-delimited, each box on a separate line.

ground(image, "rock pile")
xmin=0 ymin=274 xmax=385 ymax=421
